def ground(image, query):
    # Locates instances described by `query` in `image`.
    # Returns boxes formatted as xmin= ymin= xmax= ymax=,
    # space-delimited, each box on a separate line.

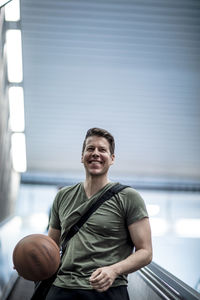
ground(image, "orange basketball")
xmin=13 ymin=234 xmax=60 ymax=281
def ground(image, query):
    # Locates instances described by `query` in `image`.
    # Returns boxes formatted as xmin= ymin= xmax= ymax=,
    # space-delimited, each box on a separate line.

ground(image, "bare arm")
xmin=48 ymin=226 xmax=61 ymax=246
xmin=112 ymin=217 xmax=152 ymax=274
xmin=90 ymin=217 xmax=152 ymax=292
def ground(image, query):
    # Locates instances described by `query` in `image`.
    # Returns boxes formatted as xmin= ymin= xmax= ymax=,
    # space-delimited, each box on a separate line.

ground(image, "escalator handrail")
xmin=140 ymin=262 xmax=200 ymax=300
xmin=140 ymin=267 xmax=182 ymax=299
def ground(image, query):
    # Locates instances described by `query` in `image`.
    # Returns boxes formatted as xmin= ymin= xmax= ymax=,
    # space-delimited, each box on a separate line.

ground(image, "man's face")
xmin=81 ymin=136 xmax=115 ymax=177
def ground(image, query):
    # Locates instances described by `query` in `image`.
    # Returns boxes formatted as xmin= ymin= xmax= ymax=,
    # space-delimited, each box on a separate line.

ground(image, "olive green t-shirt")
xmin=49 ymin=182 xmax=148 ymax=289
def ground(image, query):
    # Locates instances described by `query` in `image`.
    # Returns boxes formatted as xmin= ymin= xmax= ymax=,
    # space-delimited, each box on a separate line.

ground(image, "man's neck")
xmin=83 ymin=176 xmax=110 ymax=199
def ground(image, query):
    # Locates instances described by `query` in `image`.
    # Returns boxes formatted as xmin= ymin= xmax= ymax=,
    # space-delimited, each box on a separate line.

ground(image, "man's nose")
xmin=92 ymin=148 xmax=99 ymax=156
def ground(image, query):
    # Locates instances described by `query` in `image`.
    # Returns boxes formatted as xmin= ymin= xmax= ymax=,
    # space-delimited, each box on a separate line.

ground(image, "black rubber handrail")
xmin=139 ymin=262 xmax=200 ymax=300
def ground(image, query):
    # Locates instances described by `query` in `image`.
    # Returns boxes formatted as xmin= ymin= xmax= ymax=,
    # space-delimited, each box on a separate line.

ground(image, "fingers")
xmin=90 ymin=268 xmax=101 ymax=281
xmin=90 ymin=280 xmax=111 ymax=292
xmin=90 ymin=274 xmax=108 ymax=288
xmin=92 ymin=282 xmax=111 ymax=292
xmin=89 ymin=267 xmax=115 ymax=292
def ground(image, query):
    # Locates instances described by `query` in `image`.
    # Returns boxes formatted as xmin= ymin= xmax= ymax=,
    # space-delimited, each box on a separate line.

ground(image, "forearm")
xmin=90 ymin=248 xmax=152 ymax=292
xmin=111 ymin=248 xmax=152 ymax=276
xmin=90 ymin=218 xmax=152 ymax=292
xmin=48 ymin=227 xmax=61 ymax=246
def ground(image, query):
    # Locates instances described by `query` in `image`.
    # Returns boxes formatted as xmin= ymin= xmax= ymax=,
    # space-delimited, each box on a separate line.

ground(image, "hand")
xmin=89 ymin=266 xmax=118 ymax=292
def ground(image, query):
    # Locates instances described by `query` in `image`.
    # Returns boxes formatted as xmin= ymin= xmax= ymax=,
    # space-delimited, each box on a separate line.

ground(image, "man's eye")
xmin=100 ymin=148 xmax=106 ymax=152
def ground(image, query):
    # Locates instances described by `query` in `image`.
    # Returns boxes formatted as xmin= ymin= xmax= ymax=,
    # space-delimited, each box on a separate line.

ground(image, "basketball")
xmin=13 ymin=234 xmax=60 ymax=281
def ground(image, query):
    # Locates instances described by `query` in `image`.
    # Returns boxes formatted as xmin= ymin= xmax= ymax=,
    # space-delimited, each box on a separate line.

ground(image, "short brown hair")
xmin=82 ymin=128 xmax=115 ymax=155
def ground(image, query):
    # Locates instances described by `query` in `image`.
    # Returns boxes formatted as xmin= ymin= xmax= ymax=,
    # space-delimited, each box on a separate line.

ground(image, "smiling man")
xmin=46 ymin=127 xmax=152 ymax=300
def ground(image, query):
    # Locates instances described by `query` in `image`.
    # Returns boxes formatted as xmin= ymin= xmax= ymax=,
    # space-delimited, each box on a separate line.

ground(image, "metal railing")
xmin=139 ymin=262 xmax=200 ymax=300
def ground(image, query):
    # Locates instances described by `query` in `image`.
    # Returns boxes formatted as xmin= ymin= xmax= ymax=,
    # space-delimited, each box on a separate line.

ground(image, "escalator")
xmin=6 ymin=277 xmax=34 ymax=300
xmin=5 ymin=262 xmax=200 ymax=300
xmin=128 ymin=262 xmax=200 ymax=300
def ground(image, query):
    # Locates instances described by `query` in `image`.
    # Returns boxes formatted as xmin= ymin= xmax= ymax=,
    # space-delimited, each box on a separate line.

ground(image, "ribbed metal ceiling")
xmin=20 ymin=0 xmax=200 ymax=181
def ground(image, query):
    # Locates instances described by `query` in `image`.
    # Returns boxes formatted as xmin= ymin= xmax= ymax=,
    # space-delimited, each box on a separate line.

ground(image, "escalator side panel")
xmin=128 ymin=270 xmax=168 ymax=300
xmin=6 ymin=277 xmax=34 ymax=300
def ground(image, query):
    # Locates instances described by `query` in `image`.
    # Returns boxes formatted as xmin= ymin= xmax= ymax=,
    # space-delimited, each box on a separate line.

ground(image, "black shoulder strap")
xmin=60 ymin=183 xmax=129 ymax=256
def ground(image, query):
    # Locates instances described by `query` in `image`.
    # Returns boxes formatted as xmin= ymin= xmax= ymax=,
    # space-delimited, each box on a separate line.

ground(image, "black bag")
xmin=30 ymin=183 xmax=128 ymax=300
xmin=31 ymin=273 xmax=57 ymax=300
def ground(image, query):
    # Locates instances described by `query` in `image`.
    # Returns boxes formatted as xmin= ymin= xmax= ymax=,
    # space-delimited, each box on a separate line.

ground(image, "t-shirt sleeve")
xmin=121 ymin=187 xmax=149 ymax=226
xmin=49 ymin=190 xmax=62 ymax=230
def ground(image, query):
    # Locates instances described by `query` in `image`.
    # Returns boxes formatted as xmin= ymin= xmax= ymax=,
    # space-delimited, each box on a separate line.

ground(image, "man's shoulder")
xmin=117 ymin=185 xmax=145 ymax=206
xmin=117 ymin=184 xmax=140 ymax=197
xmin=55 ymin=182 xmax=82 ymax=203
xmin=58 ymin=182 xmax=82 ymax=193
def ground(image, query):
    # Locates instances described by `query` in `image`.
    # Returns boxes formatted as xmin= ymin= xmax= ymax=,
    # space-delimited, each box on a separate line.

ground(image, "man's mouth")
xmin=89 ymin=160 xmax=102 ymax=164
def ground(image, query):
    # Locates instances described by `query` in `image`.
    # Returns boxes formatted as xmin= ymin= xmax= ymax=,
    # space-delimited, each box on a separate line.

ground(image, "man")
xmin=46 ymin=127 xmax=152 ymax=300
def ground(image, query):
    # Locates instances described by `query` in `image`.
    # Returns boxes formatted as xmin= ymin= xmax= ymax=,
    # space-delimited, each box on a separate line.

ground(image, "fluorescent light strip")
xmin=0 ymin=0 xmax=12 ymax=8
xmin=5 ymin=0 xmax=20 ymax=21
xmin=150 ymin=218 xmax=169 ymax=236
xmin=175 ymin=218 xmax=200 ymax=238
xmin=9 ymin=86 xmax=25 ymax=132
xmin=147 ymin=204 xmax=160 ymax=217
xmin=29 ymin=213 xmax=49 ymax=233
xmin=6 ymin=29 xmax=23 ymax=83
xmin=11 ymin=132 xmax=27 ymax=172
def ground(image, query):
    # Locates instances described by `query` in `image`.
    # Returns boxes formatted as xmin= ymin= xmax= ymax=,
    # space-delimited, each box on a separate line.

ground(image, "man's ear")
xmin=110 ymin=154 xmax=115 ymax=165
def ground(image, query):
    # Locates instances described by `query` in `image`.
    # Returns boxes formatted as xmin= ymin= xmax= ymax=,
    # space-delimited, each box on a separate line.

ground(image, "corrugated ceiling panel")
xmin=20 ymin=0 xmax=200 ymax=180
